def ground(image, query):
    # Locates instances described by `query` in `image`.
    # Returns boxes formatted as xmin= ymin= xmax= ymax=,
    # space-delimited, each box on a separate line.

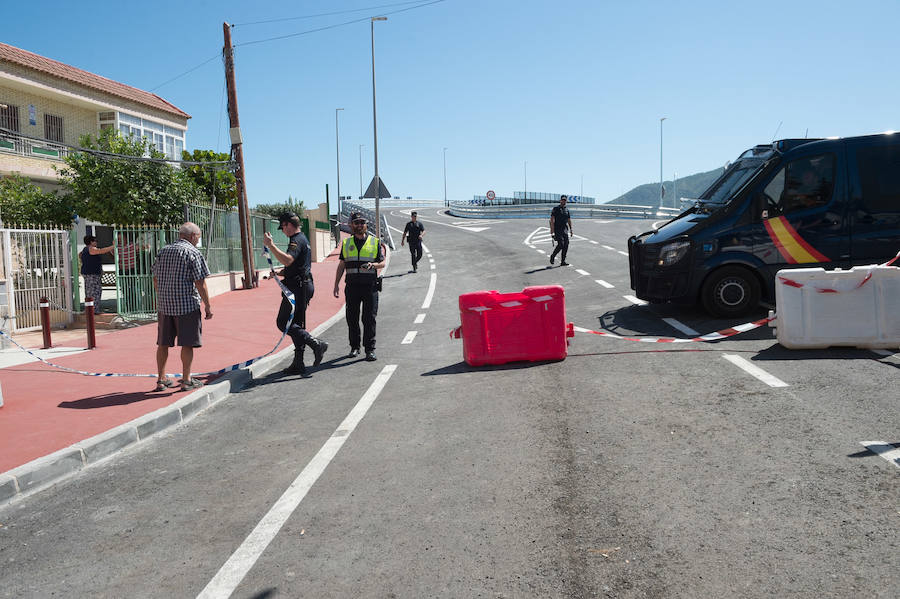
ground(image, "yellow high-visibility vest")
xmin=342 ymin=235 xmax=379 ymax=276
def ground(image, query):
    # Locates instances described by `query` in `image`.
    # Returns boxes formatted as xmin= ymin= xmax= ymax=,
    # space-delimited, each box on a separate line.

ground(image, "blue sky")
xmin=6 ymin=0 xmax=899 ymax=212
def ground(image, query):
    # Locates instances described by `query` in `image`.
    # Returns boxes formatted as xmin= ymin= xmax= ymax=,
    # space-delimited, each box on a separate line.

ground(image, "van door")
xmin=752 ymin=150 xmax=850 ymax=284
xmin=846 ymin=140 xmax=900 ymax=264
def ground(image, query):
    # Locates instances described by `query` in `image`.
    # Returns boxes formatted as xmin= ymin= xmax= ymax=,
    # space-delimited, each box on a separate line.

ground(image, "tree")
xmin=57 ymin=128 xmax=202 ymax=226
xmin=181 ymin=149 xmax=238 ymax=209
xmin=253 ymin=195 xmax=306 ymax=218
xmin=0 ymin=175 xmax=74 ymax=227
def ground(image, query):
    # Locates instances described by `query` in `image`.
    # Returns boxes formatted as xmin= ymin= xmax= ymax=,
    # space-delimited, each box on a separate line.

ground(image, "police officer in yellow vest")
xmin=333 ymin=212 xmax=385 ymax=361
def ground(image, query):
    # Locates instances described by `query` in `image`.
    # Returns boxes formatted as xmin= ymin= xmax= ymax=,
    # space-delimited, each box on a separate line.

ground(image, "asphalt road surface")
xmin=1 ymin=210 xmax=898 ymax=598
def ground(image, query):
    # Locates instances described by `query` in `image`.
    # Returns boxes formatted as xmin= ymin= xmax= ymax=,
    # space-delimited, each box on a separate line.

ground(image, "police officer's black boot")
xmin=284 ymin=348 xmax=306 ymax=375
xmin=308 ymin=337 xmax=328 ymax=366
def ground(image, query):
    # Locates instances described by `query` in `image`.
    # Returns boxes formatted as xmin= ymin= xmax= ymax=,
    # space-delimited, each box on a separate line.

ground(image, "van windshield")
xmin=699 ymin=153 xmax=773 ymax=208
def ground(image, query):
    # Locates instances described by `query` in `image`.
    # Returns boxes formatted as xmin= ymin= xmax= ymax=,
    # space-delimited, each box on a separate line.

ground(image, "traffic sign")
xmin=486 ymin=190 xmax=496 ymax=201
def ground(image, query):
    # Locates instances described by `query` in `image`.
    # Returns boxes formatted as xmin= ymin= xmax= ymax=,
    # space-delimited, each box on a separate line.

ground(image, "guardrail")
xmin=339 ymin=203 xmax=395 ymax=250
xmin=447 ymin=202 xmax=683 ymax=219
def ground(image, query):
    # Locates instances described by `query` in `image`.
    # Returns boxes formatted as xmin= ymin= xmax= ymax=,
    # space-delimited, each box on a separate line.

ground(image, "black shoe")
xmin=365 ymin=351 xmax=377 ymax=361
xmin=550 ymin=256 xmax=555 ymax=265
xmin=312 ymin=339 xmax=328 ymax=366
xmin=348 ymin=347 xmax=360 ymax=358
xmin=560 ymin=261 xmax=570 ymax=266
xmin=413 ymin=266 xmax=417 ymax=272
xmin=284 ymin=350 xmax=306 ymax=375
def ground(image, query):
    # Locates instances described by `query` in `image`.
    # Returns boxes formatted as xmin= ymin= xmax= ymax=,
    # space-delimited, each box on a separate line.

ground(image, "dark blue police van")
xmin=628 ymin=132 xmax=900 ymax=317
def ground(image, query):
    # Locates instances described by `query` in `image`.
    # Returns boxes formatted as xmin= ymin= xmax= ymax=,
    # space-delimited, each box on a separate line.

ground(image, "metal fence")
xmin=0 ymin=228 xmax=73 ymax=332
xmin=447 ymin=202 xmax=683 ymax=220
xmin=112 ymin=226 xmax=177 ymax=319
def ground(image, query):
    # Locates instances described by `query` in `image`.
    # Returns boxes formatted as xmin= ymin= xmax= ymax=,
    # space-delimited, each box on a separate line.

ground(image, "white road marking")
xmin=722 ymin=354 xmax=788 ymax=388
xmin=662 ymin=318 xmax=699 ymax=337
xmin=602 ymin=245 xmax=615 ymax=251
xmin=860 ymin=441 xmax=900 ymax=468
xmin=401 ymin=331 xmax=417 ymax=344
xmin=414 ymin=313 xmax=426 ymax=324
xmin=422 ymin=243 xmax=430 ymax=254
xmin=457 ymin=226 xmax=489 ymax=232
xmin=429 ymin=257 xmax=435 ymax=263
xmin=575 ymin=269 xmax=590 ymax=276
xmin=623 ymin=295 xmax=648 ymax=306
xmin=422 ymin=273 xmax=437 ymax=309
xmin=536 ymin=249 xmax=546 ymax=254
xmin=589 ymin=240 xmax=599 ymax=244
xmin=617 ymin=250 xmax=629 ymax=256
xmin=196 ymin=365 xmax=398 ymax=599
xmin=594 ymin=220 xmax=614 ymax=224
xmin=430 ymin=264 xmax=435 ymax=270
xmin=595 ymin=279 xmax=614 ymax=288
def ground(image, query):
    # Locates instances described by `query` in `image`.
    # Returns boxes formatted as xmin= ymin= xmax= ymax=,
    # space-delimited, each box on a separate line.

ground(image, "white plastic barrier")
xmin=771 ymin=265 xmax=900 ymax=349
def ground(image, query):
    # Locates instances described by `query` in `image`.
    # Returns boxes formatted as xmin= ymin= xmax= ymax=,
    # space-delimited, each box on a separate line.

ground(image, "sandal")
xmin=180 ymin=377 xmax=204 ymax=391
xmin=155 ymin=378 xmax=176 ymax=391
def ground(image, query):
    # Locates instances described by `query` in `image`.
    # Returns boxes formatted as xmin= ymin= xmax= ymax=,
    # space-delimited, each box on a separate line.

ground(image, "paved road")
xmin=1 ymin=210 xmax=897 ymax=598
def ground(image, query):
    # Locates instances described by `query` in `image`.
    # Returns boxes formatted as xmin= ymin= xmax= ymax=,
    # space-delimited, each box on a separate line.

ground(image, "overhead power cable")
xmin=232 ymin=0 xmax=427 ymax=26
xmin=146 ymin=0 xmax=445 ymax=91
xmin=235 ymin=0 xmax=445 ymax=48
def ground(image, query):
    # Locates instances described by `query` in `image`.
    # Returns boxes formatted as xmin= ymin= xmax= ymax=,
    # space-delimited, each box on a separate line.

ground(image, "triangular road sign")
xmin=363 ymin=175 xmax=391 ymax=199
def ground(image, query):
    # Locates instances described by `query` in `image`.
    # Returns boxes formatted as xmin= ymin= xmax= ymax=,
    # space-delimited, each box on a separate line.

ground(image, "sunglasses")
xmin=351 ymin=219 xmax=367 ymax=225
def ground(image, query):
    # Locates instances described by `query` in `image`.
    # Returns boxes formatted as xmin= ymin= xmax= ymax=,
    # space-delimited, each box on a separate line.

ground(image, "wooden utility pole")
xmin=223 ymin=22 xmax=256 ymax=289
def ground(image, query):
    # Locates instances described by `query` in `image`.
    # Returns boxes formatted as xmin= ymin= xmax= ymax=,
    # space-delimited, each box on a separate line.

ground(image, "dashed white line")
xmin=536 ymin=249 xmax=546 ymax=254
xmin=722 ymin=354 xmax=788 ymax=388
xmin=589 ymin=240 xmax=599 ymax=244
xmin=401 ymin=331 xmax=417 ymax=344
xmin=197 ymin=365 xmax=398 ymax=599
xmin=602 ymin=245 xmax=615 ymax=251
xmin=575 ymin=269 xmax=590 ymax=276
xmin=595 ymin=279 xmax=614 ymax=288
xmin=617 ymin=250 xmax=629 ymax=256
xmin=860 ymin=441 xmax=900 ymax=468
xmin=623 ymin=295 xmax=648 ymax=306
xmin=430 ymin=264 xmax=435 ymax=270
xmin=414 ymin=313 xmax=426 ymax=324
xmin=662 ymin=318 xmax=699 ymax=337
xmin=422 ymin=273 xmax=437 ymax=309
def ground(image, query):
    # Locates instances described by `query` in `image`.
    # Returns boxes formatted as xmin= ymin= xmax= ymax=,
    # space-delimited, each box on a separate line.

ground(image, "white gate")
xmin=0 ymin=228 xmax=73 ymax=332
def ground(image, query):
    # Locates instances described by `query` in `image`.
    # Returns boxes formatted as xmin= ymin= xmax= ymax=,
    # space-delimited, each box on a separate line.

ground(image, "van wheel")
xmin=701 ymin=266 xmax=760 ymax=318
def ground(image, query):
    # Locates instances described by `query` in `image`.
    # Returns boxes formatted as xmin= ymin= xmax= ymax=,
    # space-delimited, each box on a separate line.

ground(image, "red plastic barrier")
xmin=453 ymin=285 xmax=574 ymax=366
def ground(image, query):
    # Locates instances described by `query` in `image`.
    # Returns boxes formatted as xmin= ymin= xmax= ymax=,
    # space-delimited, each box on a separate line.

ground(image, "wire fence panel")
xmin=0 ymin=228 xmax=73 ymax=331
xmin=114 ymin=226 xmax=177 ymax=319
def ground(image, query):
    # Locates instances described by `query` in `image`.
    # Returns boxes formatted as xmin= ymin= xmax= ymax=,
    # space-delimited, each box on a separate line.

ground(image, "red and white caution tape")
xmin=572 ymin=315 xmax=775 ymax=343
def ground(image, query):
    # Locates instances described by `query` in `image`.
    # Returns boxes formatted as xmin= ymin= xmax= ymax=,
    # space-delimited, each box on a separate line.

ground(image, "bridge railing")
xmin=447 ymin=202 xmax=683 ymax=219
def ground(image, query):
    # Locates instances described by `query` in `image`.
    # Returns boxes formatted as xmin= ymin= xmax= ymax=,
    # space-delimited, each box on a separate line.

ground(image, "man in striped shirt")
xmin=152 ymin=222 xmax=213 ymax=392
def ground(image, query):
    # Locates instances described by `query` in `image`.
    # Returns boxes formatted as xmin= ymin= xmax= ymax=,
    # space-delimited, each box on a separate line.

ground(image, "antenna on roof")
xmin=771 ymin=121 xmax=783 ymax=142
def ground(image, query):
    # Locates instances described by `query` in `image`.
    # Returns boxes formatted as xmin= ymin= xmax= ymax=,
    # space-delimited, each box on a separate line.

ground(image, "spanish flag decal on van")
xmin=763 ymin=215 xmax=830 ymax=264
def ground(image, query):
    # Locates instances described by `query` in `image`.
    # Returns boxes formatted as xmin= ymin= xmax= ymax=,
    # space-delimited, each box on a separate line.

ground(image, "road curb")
xmin=0 ymin=308 xmax=345 ymax=508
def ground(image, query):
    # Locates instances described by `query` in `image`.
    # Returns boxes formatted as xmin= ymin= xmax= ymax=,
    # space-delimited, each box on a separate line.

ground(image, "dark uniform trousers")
xmin=550 ymin=231 xmax=569 ymax=262
xmin=408 ymin=240 xmax=423 ymax=269
xmin=277 ymin=279 xmax=314 ymax=349
xmin=345 ymin=281 xmax=378 ymax=351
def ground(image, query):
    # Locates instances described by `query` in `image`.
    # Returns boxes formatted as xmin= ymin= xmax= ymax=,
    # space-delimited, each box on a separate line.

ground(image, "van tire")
xmin=701 ymin=266 xmax=760 ymax=318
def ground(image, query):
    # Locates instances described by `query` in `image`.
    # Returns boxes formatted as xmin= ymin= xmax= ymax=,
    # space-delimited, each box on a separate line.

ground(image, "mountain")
xmin=605 ymin=167 xmax=724 ymax=206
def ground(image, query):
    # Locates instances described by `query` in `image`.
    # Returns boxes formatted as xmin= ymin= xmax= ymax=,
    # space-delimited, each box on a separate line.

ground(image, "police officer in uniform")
xmin=549 ymin=194 xmax=573 ymax=266
xmin=333 ymin=212 xmax=385 ymax=361
xmin=263 ymin=212 xmax=328 ymax=375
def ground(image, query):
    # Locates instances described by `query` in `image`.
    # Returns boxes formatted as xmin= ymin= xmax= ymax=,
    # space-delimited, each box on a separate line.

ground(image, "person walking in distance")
xmin=400 ymin=211 xmax=425 ymax=273
xmin=549 ymin=194 xmax=573 ymax=266
xmin=152 ymin=222 xmax=213 ymax=392
xmin=263 ymin=212 xmax=328 ymax=376
xmin=333 ymin=212 xmax=385 ymax=361
xmin=79 ymin=235 xmax=114 ymax=313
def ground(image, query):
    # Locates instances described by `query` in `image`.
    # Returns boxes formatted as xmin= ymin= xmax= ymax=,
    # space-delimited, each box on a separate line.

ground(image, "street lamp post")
xmin=335 ymin=108 xmax=344 ymax=216
xmin=443 ymin=147 xmax=448 ymax=206
xmin=359 ymin=144 xmax=364 ymax=201
xmin=524 ymin=160 xmax=527 ymax=202
xmin=673 ymin=171 xmax=677 ymax=210
xmin=659 ymin=117 xmax=666 ymax=211
xmin=371 ymin=16 xmax=387 ymax=239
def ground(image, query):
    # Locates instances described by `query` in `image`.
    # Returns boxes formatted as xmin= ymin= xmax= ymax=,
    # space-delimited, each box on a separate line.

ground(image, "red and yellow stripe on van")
xmin=763 ymin=215 xmax=830 ymax=264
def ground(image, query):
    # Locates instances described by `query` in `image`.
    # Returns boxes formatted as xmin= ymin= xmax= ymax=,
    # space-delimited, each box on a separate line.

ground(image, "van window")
xmin=763 ymin=154 xmax=835 ymax=215
xmin=857 ymin=145 xmax=900 ymax=213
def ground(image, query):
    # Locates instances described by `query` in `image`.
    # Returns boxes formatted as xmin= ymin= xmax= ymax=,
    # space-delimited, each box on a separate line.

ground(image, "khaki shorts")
xmin=157 ymin=310 xmax=202 ymax=347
